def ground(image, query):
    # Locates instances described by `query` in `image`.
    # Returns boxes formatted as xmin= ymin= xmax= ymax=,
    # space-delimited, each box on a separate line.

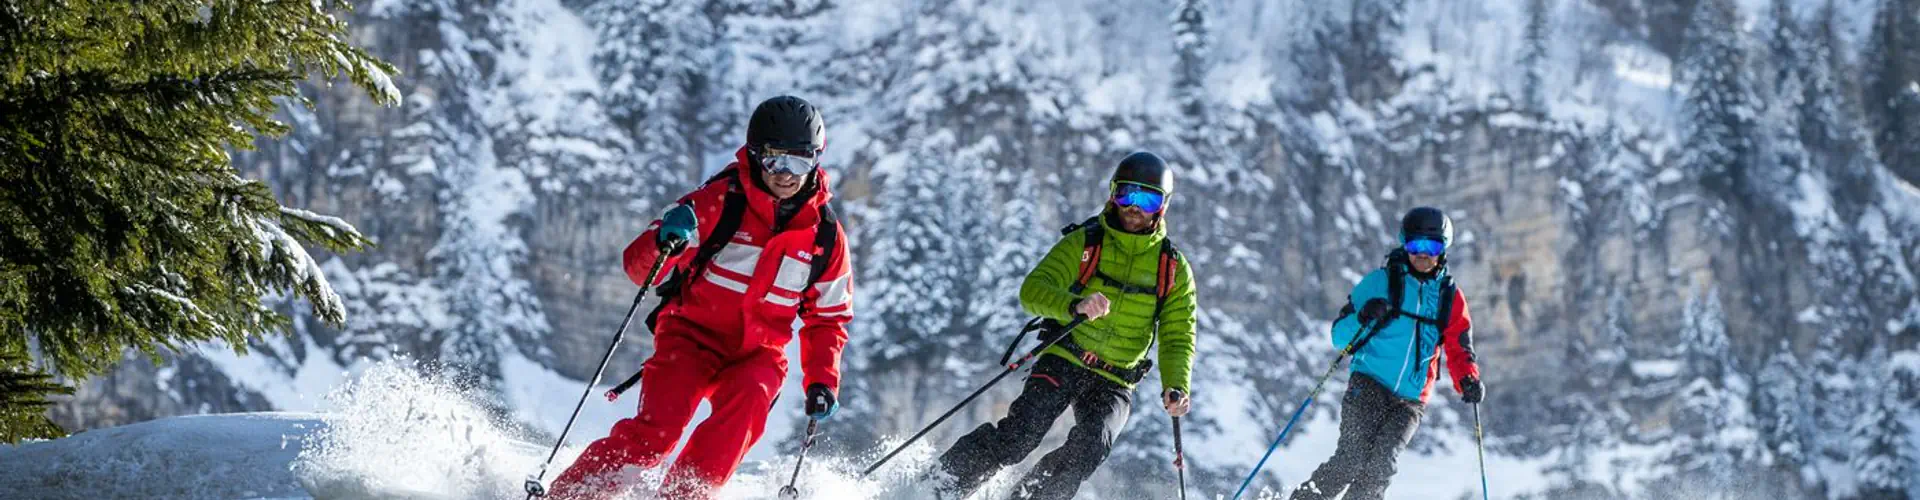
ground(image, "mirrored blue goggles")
xmin=1404 ymin=238 xmax=1447 ymax=256
xmin=758 ymin=148 xmax=820 ymax=176
xmin=1111 ymin=183 xmax=1167 ymax=213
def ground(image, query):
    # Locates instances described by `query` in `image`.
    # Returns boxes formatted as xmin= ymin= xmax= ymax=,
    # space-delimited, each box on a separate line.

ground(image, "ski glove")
xmin=805 ymin=383 xmax=837 ymax=419
xmin=1461 ymin=375 xmax=1485 ymax=404
xmin=1357 ymin=298 xmax=1390 ymax=325
xmin=657 ymin=204 xmax=698 ymax=254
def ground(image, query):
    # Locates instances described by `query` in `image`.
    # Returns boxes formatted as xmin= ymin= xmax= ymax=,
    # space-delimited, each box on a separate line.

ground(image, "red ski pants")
xmin=549 ymin=330 xmax=786 ymax=500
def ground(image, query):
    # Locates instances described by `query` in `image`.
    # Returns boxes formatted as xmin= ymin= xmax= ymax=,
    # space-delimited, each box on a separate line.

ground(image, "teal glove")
xmin=658 ymin=204 xmax=697 ymax=254
xmin=805 ymin=384 xmax=837 ymax=419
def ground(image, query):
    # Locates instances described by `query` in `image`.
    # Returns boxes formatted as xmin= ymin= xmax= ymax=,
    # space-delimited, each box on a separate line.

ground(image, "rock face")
xmin=53 ymin=0 xmax=1920 ymax=498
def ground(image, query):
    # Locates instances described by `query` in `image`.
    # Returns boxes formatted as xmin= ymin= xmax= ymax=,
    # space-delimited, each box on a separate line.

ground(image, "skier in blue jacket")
xmin=1291 ymin=207 xmax=1485 ymax=500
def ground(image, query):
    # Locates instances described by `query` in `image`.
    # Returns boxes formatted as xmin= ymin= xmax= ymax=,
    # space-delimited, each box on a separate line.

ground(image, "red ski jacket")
xmin=621 ymin=150 xmax=853 ymax=391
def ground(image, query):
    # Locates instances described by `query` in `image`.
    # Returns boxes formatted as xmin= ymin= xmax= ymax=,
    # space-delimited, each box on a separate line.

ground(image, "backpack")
xmin=999 ymin=216 xmax=1183 ymax=382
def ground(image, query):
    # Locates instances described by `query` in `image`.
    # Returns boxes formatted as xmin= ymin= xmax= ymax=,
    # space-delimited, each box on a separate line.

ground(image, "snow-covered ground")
xmin=5 ymin=361 xmax=1547 ymax=499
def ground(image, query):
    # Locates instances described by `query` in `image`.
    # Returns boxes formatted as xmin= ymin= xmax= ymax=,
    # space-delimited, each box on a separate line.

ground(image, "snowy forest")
xmin=34 ymin=0 xmax=1920 ymax=498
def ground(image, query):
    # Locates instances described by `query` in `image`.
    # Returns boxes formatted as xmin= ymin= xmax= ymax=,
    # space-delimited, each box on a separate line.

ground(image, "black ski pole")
xmin=1171 ymin=407 xmax=1188 ymax=500
xmin=523 ymin=245 xmax=677 ymax=499
xmin=605 ymin=367 xmax=644 ymax=401
xmin=860 ymin=315 xmax=1088 ymax=477
xmin=778 ymin=417 xmax=821 ymax=499
xmin=1231 ymin=317 xmax=1390 ymax=500
xmin=1473 ymin=403 xmax=1489 ymax=500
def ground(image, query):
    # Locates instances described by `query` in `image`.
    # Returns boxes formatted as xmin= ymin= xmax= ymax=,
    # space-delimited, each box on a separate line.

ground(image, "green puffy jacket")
xmin=1019 ymin=215 xmax=1198 ymax=391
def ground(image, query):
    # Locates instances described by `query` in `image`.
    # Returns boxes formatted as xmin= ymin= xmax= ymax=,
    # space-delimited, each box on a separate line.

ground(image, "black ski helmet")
xmin=746 ymin=96 xmax=826 ymax=153
xmin=1399 ymin=206 xmax=1453 ymax=245
xmin=1110 ymin=151 xmax=1173 ymax=194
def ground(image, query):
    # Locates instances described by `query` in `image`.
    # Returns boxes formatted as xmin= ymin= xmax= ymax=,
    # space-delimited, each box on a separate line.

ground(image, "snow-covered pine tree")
xmin=1893 ymin=84 xmax=1920 ymax=182
xmin=1753 ymin=344 xmax=1812 ymax=478
xmin=1521 ymin=0 xmax=1551 ymax=113
xmin=1172 ymin=0 xmax=1212 ymax=126
xmin=1663 ymin=288 xmax=1759 ymax=489
xmin=365 ymin=0 xmax=549 ymax=391
xmin=481 ymin=0 xmax=656 ymax=379
xmin=842 ymin=130 xmax=997 ymax=444
xmin=836 ymin=0 xmax=1095 ymax=447
xmin=1862 ymin=0 xmax=1920 ymax=183
xmin=335 ymin=2 xmax=480 ymax=359
xmin=585 ymin=0 xmax=713 ymax=186
xmin=429 ymin=131 xmax=542 ymax=387
xmin=1795 ymin=0 xmax=1880 ymax=213
xmin=1345 ymin=0 xmax=1408 ymax=103
xmin=1677 ymin=0 xmax=1760 ymax=198
xmin=1807 ymin=330 xmax=1859 ymax=475
xmin=1754 ymin=0 xmax=1809 ymax=206
xmin=1279 ymin=0 xmax=1346 ymax=109
xmin=1765 ymin=0 xmax=1803 ymax=95
xmin=708 ymin=0 xmax=836 ymax=167
xmin=1847 ymin=347 xmax=1916 ymax=498
xmin=0 ymin=0 xmax=394 ymax=441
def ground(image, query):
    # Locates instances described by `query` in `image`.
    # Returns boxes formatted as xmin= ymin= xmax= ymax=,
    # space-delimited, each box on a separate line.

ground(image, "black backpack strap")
xmin=807 ymin=204 xmax=840 ymax=286
xmin=795 ymin=204 xmax=841 ymax=318
xmin=1352 ymin=251 xmax=1410 ymax=353
xmin=1385 ymin=249 xmax=1408 ymax=319
xmin=685 ymin=172 xmax=747 ymax=283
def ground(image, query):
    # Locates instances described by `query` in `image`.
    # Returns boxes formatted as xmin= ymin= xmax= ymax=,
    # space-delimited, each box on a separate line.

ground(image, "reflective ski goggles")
xmin=1403 ymin=238 xmax=1447 ymax=256
xmin=758 ymin=148 xmax=821 ymax=176
xmin=1111 ymin=183 xmax=1167 ymax=213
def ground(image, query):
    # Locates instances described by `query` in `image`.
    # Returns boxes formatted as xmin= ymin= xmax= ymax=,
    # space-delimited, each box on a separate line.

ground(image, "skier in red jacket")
xmin=548 ymin=96 xmax=853 ymax=500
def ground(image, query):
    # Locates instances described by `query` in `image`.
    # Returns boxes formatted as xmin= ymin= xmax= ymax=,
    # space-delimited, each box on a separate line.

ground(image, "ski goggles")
xmin=758 ymin=147 xmax=821 ymax=176
xmin=1403 ymin=238 xmax=1447 ymax=256
xmin=1111 ymin=183 xmax=1167 ymax=213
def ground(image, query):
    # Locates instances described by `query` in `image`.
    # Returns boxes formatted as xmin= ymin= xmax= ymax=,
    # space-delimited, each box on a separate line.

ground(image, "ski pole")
xmin=1231 ymin=319 xmax=1388 ymax=500
xmin=524 ymin=245 xmax=678 ymax=499
xmin=1172 ymin=409 xmax=1189 ymax=500
xmin=860 ymin=315 xmax=1088 ymax=477
xmin=778 ymin=417 xmax=821 ymax=499
xmin=606 ymin=367 xmax=644 ymax=401
xmin=1473 ymin=403 xmax=1489 ymax=500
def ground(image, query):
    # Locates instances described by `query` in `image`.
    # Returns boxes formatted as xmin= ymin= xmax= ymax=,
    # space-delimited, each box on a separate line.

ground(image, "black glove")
xmin=1461 ymin=375 xmax=1485 ymax=404
xmin=805 ymin=383 xmax=837 ymax=419
xmin=1358 ymin=298 xmax=1390 ymax=325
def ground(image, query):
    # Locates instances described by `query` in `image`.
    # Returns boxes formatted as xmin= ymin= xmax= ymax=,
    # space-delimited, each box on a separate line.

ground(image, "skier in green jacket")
xmin=934 ymin=151 xmax=1198 ymax=500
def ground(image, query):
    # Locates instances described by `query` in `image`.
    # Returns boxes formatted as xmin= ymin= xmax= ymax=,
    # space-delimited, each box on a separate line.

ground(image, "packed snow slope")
xmin=6 ymin=362 xmax=1545 ymax=499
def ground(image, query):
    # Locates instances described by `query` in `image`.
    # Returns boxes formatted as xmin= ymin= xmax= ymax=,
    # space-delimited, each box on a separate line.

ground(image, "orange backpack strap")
xmin=1152 ymin=240 xmax=1181 ymax=333
xmin=1067 ymin=216 xmax=1104 ymax=295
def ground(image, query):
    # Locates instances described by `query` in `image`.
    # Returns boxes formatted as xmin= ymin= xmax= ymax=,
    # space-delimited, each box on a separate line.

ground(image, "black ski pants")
xmin=936 ymin=354 xmax=1133 ymax=500
xmin=1290 ymin=374 xmax=1425 ymax=500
